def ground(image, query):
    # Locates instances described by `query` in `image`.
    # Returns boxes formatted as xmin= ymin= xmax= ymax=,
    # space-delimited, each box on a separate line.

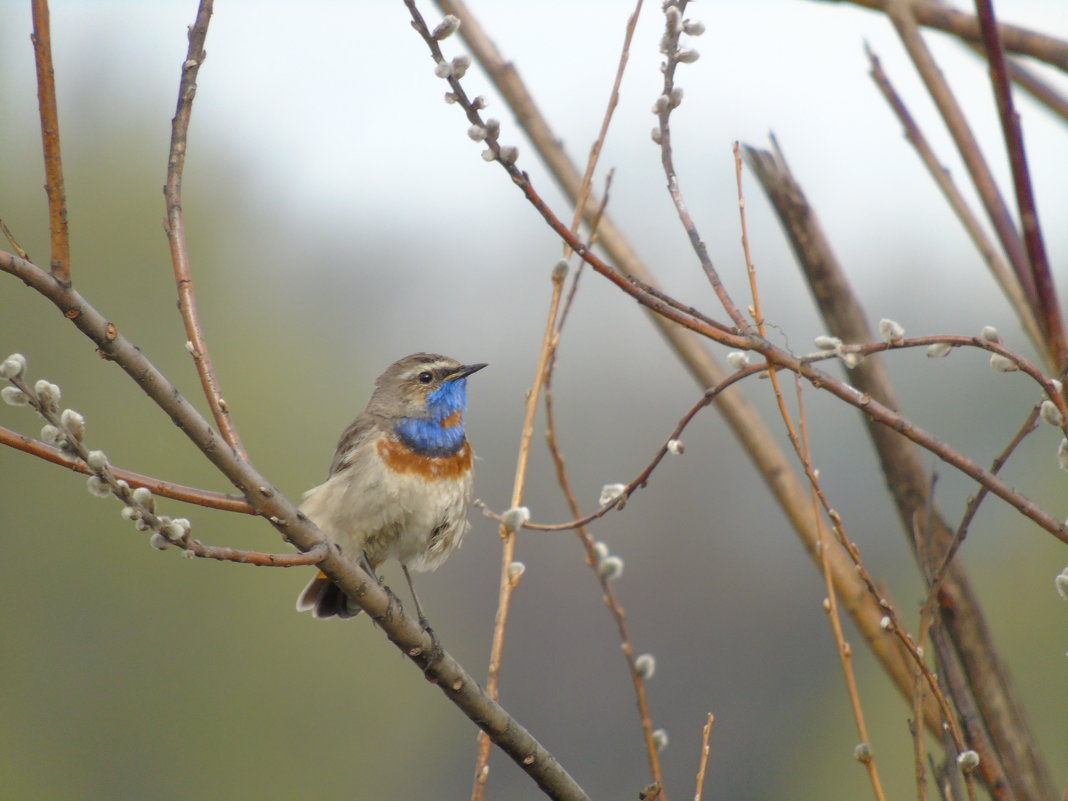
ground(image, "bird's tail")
xmin=296 ymin=571 xmax=362 ymax=619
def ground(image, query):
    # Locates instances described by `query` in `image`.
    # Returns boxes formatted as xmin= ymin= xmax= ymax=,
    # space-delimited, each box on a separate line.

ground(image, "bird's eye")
xmin=418 ymin=371 xmax=434 ymax=384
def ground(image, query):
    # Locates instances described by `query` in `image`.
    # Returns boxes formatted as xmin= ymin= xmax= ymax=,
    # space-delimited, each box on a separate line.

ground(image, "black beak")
xmin=448 ymin=362 xmax=488 ymax=381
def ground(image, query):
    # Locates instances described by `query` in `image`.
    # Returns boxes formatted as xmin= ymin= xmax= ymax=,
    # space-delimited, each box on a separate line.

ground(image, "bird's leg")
xmin=401 ymin=563 xmax=432 ymax=631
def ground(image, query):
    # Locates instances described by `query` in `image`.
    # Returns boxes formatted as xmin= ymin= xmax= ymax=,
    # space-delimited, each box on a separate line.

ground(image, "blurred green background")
xmin=1 ymin=2 xmax=1065 ymax=800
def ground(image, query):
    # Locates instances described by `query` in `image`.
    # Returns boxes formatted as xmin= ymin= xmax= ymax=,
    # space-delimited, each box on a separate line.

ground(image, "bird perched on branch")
xmin=296 ymin=353 xmax=486 ymax=621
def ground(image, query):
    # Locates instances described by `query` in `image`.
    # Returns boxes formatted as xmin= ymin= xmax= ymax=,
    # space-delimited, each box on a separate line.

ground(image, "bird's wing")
xmin=327 ymin=414 xmax=379 ymax=476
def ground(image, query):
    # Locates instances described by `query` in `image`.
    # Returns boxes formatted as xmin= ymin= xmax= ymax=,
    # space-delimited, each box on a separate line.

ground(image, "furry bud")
xmin=0 ymin=353 xmax=26 ymax=379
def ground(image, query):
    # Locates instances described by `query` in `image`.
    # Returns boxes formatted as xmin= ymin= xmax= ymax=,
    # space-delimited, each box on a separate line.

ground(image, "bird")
xmin=296 ymin=353 xmax=486 ymax=621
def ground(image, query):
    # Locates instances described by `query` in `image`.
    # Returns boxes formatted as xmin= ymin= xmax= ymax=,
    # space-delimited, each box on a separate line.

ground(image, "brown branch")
xmin=187 ymin=540 xmax=327 ymax=566
xmin=813 ymin=0 xmax=1068 ymax=71
xmin=792 ymin=381 xmax=888 ymax=801
xmin=0 ymin=423 xmax=253 ymax=513
xmin=865 ymin=45 xmax=1044 ymax=354
xmin=0 ymin=218 xmax=30 ymax=261
xmin=543 ymin=379 xmax=666 ymax=790
xmin=653 ymin=2 xmax=749 ymax=332
xmin=923 ymin=405 xmax=1041 ymax=612
xmin=973 ymin=0 xmax=1066 ymax=367
xmin=30 ymin=0 xmax=70 ymax=286
xmin=163 ymin=0 xmax=247 ymax=461
xmin=561 ymin=0 xmax=643 ymax=258
xmin=535 ymin=1 xmax=664 ymax=779
xmin=470 ymin=267 xmax=567 ymax=801
xmin=0 ymin=249 xmax=591 ymax=801
xmin=692 ymin=713 xmax=714 ymax=801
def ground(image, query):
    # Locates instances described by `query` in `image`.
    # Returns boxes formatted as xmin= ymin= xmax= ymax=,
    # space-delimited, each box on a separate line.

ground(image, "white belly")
xmin=299 ymin=445 xmax=473 ymax=571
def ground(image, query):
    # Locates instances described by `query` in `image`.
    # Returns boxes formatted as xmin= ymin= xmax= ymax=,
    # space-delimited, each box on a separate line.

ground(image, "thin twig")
xmin=557 ymin=170 xmax=612 ymax=336
xmin=814 ymin=0 xmax=1068 ymax=71
xmin=692 ymin=713 xmax=714 ymax=801
xmin=470 ymin=269 xmax=566 ymax=801
xmin=734 ymin=143 xmax=765 ymax=333
xmin=534 ymin=4 xmax=665 ymax=786
xmin=973 ymin=0 xmax=1065 ymax=367
xmin=30 ymin=0 xmax=70 ymax=285
xmin=794 ymin=379 xmax=888 ymax=801
xmin=543 ymin=381 xmax=666 ymax=790
xmin=487 ymin=366 xmax=761 ymax=532
xmin=910 ymin=696 xmax=929 ymax=801
xmin=865 ymin=44 xmax=1044 ymax=354
xmin=0 ymin=423 xmax=254 ymax=513
xmin=923 ymin=404 xmax=1041 ymax=614
xmin=654 ymin=1 xmax=749 ymax=331
xmin=163 ymin=0 xmax=248 ymax=461
xmin=562 ymin=0 xmax=643 ymax=259
xmin=0 ymin=218 xmax=30 ymax=261
xmin=741 ymin=169 xmax=888 ymax=797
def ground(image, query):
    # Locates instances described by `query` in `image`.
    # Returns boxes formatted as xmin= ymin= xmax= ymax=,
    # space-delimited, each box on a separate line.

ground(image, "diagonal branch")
xmin=0 ymin=422 xmax=253 ymax=512
xmin=30 ymin=0 xmax=71 ymax=286
xmin=470 ymin=269 xmax=566 ymax=801
xmin=973 ymin=0 xmax=1065 ymax=367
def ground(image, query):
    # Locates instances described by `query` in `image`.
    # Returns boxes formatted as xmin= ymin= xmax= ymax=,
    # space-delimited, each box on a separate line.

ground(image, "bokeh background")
xmin=1 ymin=1 xmax=1065 ymax=799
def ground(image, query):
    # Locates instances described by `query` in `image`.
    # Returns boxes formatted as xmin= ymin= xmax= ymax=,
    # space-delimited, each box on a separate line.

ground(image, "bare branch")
xmin=973 ymin=0 xmax=1066 ymax=366
xmin=692 ymin=713 xmax=714 ymax=801
xmin=163 ymin=0 xmax=248 ymax=461
xmin=471 ymin=267 xmax=567 ymax=801
xmin=813 ymin=0 xmax=1068 ymax=71
xmin=653 ymin=2 xmax=750 ymax=331
xmin=30 ymin=0 xmax=70 ymax=286
xmin=0 ymin=422 xmax=253 ymax=513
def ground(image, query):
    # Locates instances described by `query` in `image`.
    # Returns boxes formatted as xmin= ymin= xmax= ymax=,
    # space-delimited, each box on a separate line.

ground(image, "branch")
xmin=471 ymin=268 xmax=566 ymax=801
xmin=692 ymin=713 xmax=714 ymax=801
xmin=812 ymin=0 xmax=1068 ymax=71
xmin=0 ymin=423 xmax=253 ymax=513
xmin=30 ymin=0 xmax=70 ymax=285
xmin=652 ymin=1 xmax=750 ymax=331
xmin=163 ymin=0 xmax=248 ymax=461
xmin=187 ymin=540 xmax=327 ymax=566
xmin=973 ymin=0 xmax=1065 ymax=367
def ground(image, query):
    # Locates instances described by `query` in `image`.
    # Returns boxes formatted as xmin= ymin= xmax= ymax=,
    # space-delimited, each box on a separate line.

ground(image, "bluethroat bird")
xmin=296 ymin=353 xmax=486 ymax=621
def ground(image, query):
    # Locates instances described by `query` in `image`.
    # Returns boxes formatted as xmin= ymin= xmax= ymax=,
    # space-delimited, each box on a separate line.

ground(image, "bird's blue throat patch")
xmin=394 ymin=378 xmax=468 ymax=457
